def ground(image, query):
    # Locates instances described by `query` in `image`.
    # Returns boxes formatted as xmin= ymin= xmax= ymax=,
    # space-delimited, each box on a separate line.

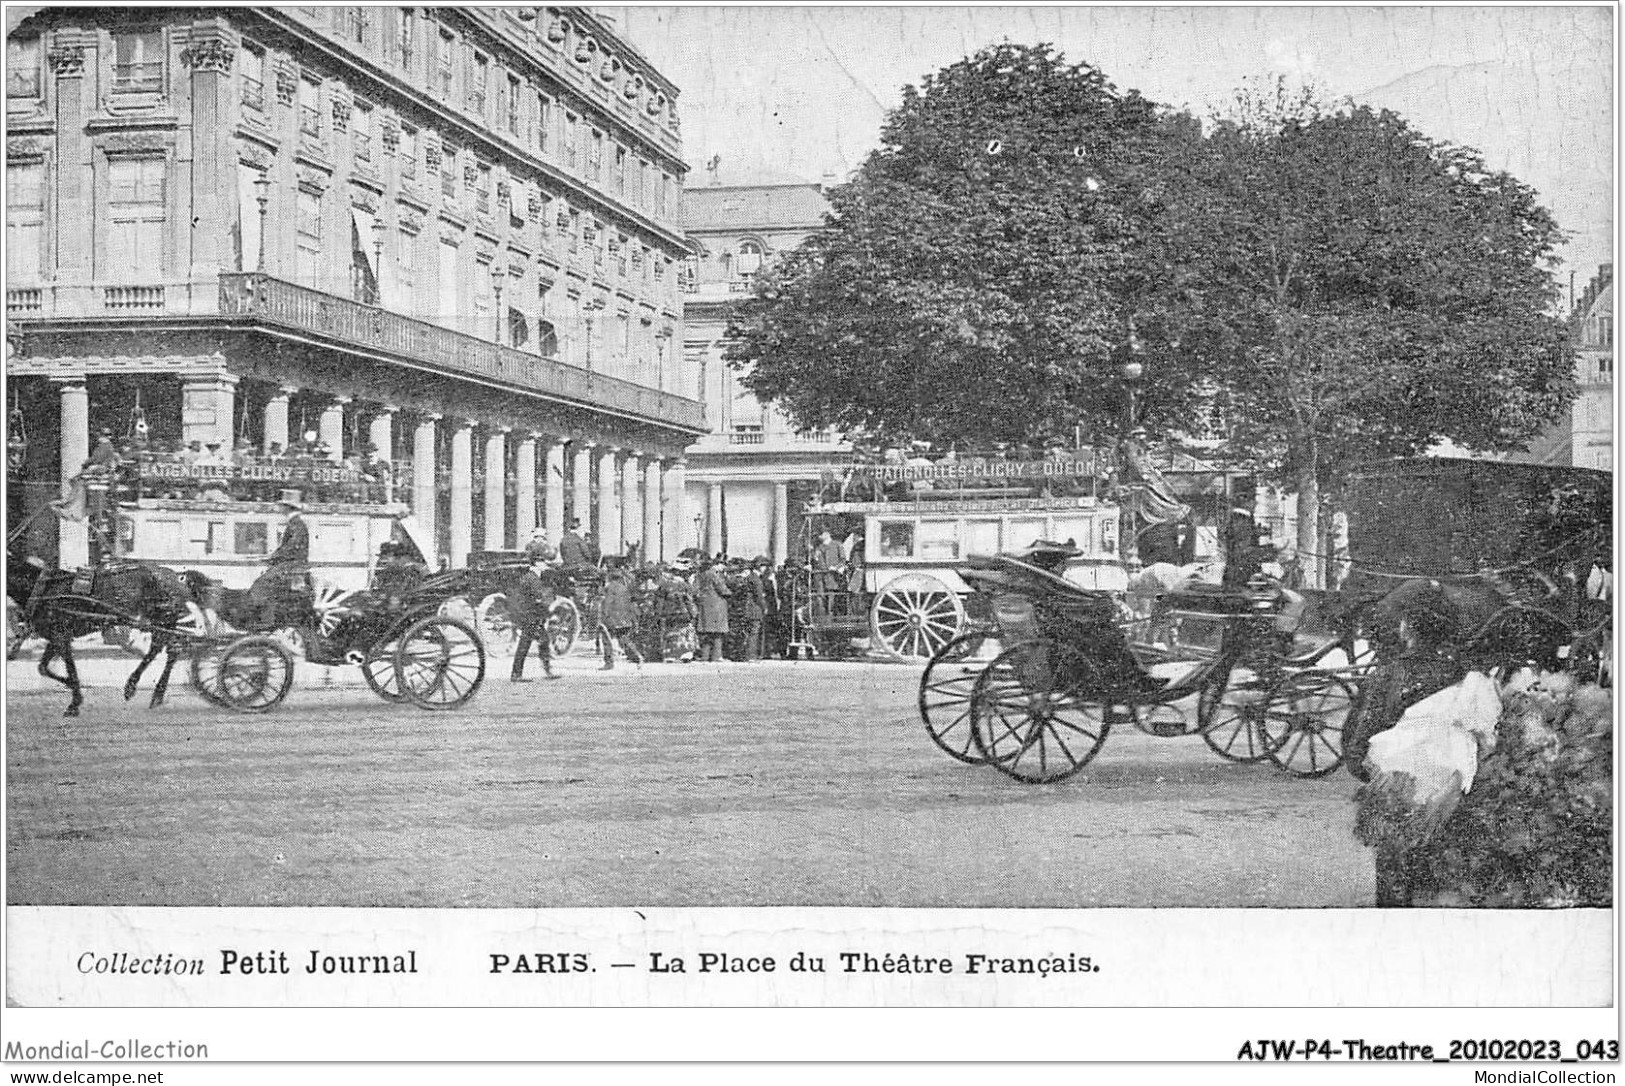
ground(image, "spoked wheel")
xmin=394 ymin=616 xmax=486 ymax=710
xmin=547 ymin=597 xmax=581 ymax=657
xmin=190 ymin=635 xmax=295 ymax=713
xmin=918 ymin=632 xmax=994 ymax=764
xmin=1199 ymin=669 xmax=1280 ymax=763
xmin=870 ymin=574 xmax=965 ymax=660
xmin=362 ymin=638 xmax=407 ymax=702
xmin=475 ymin=592 xmax=518 ymax=657
xmin=969 ymin=639 xmax=1112 ymax=784
xmin=1259 ymin=670 xmax=1355 ymax=778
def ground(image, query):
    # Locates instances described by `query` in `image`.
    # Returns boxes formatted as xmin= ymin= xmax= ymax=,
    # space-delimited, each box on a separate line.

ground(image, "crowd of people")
xmin=80 ymin=427 xmax=396 ymax=505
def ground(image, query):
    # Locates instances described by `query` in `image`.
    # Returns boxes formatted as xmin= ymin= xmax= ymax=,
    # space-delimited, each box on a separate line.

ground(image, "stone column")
xmin=449 ymin=420 xmax=473 ymax=567
xmin=56 ymin=378 xmax=90 ymax=569
xmin=773 ymin=482 xmax=790 ymax=566
xmin=318 ymin=396 xmax=349 ymax=459
xmin=182 ymin=27 xmax=234 ymax=284
xmin=263 ymin=385 xmax=296 ymax=453
xmin=181 ymin=376 xmax=232 ymax=447
xmin=368 ymin=406 xmax=396 ymax=502
xmin=621 ymin=451 xmax=641 ymax=559
xmin=212 ymin=376 xmax=238 ymax=449
xmin=597 ymin=445 xmax=621 ymax=558
xmin=49 ymin=37 xmax=91 ymax=289
xmin=643 ymin=457 xmax=662 ymax=561
xmin=514 ymin=433 xmax=538 ymax=542
xmin=412 ymin=414 xmax=439 ymax=543
xmin=483 ymin=427 xmax=509 ymax=551
xmin=571 ymin=440 xmax=594 ymax=530
xmin=706 ymin=482 xmax=724 ymax=557
xmin=544 ymin=437 xmax=566 ymax=538
xmin=663 ymin=458 xmax=687 ymax=559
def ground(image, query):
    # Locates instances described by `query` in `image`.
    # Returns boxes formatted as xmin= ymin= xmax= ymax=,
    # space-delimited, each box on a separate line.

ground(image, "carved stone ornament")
xmin=7 ymin=136 xmax=47 ymax=161
xmin=350 ymin=188 xmax=379 ymax=214
xmin=496 ymin=179 xmax=511 ymax=203
xmin=599 ymin=58 xmax=615 ymax=82
xmin=646 ymin=93 xmax=662 ymax=116
xmin=463 ymin=162 xmax=478 ymax=187
xmin=381 ymin=119 xmax=400 ymax=153
xmin=624 ymin=75 xmax=641 ymax=100
xmin=101 ymin=132 xmax=172 ymax=156
xmin=424 ymin=140 xmax=443 ymax=171
xmin=398 ymin=208 xmax=424 ymax=235
xmin=237 ymin=142 xmax=274 ymax=171
xmin=296 ymin=164 xmax=330 ymax=194
xmin=331 ymin=98 xmax=351 ymax=133
xmin=275 ymin=61 xmax=298 ymax=105
xmin=547 ymin=17 xmax=567 ymax=43
xmin=528 ymin=192 xmax=543 ymax=218
xmin=575 ymin=39 xmax=592 ymax=64
xmin=181 ymin=38 xmax=234 ymax=74
xmin=46 ymin=44 xmax=86 ymax=77
xmin=439 ymin=223 xmax=462 ymax=245
xmin=556 ymin=210 xmax=570 ymax=229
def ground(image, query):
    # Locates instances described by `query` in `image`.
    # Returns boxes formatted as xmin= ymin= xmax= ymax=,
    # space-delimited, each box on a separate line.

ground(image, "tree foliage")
xmin=725 ymin=43 xmax=1203 ymax=447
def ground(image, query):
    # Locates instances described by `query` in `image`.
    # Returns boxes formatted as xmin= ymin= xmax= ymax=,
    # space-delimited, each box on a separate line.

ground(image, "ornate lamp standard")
xmin=1118 ymin=321 xmax=1147 ymax=573
xmin=370 ymin=217 xmax=386 ymax=306
xmin=490 ymin=258 xmax=505 ymax=345
xmin=252 ymin=173 xmax=272 ymax=272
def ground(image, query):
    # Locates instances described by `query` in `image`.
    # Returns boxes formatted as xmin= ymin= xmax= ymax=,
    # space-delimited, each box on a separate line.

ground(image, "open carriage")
xmin=917 ymin=541 xmax=1363 ymax=784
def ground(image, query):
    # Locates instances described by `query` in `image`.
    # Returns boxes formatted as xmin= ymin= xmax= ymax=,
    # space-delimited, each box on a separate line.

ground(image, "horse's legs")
xmin=60 ymin=640 xmax=82 ymax=717
xmin=125 ymin=639 xmax=160 ymax=700
xmin=150 ymin=639 xmax=180 ymax=708
xmin=37 ymin=640 xmax=67 ymax=686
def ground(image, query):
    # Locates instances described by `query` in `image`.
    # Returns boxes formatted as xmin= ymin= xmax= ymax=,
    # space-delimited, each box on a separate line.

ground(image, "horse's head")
xmin=6 ymin=552 xmax=48 ymax=605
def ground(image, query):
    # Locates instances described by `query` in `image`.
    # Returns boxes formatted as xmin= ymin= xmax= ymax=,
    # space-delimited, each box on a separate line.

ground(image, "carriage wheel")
xmin=362 ymin=639 xmax=407 ymax=702
xmin=394 ymin=616 xmax=486 ymax=710
xmin=547 ymin=597 xmax=581 ymax=657
xmin=475 ymin=592 xmax=518 ymax=656
xmin=190 ymin=635 xmax=295 ymax=713
xmin=918 ymin=633 xmax=994 ymax=764
xmin=969 ymin=639 xmax=1112 ymax=784
xmin=869 ymin=574 xmax=965 ymax=660
xmin=1258 ymin=671 xmax=1355 ymax=778
xmin=1199 ymin=670 xmax=1281 ymax=763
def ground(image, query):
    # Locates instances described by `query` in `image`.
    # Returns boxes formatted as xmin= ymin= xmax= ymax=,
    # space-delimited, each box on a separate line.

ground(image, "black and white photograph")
xmin=1 ymin=0 xmax=1616 ymax=1074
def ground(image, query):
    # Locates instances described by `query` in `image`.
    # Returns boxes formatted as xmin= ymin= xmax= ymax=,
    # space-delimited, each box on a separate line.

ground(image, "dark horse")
xmin=7 ymin=553 xmax=203 ymax=716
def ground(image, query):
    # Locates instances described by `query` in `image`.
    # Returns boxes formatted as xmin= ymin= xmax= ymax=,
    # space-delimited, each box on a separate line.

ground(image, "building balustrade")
xmin=103 ymin=285 xmax=166 ymax=311
xmin=218 ymin=272 xmax=704 ymax=430
xmin=7 ymin=288 xmax=43 ymax=313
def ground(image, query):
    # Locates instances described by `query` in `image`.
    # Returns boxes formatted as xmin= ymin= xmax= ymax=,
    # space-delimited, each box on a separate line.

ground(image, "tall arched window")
xmin=735 ymin=239 xmax=763 ymax=276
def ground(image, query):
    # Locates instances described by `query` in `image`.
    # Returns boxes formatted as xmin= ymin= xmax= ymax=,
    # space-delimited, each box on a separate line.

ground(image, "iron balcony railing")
xmin=218 ymin=272 xmax=705 ymax=432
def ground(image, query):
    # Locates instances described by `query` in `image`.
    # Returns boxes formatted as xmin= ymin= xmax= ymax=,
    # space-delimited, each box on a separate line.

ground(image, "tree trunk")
xmin=1295 ymin=437 xmax=1322 ymax=589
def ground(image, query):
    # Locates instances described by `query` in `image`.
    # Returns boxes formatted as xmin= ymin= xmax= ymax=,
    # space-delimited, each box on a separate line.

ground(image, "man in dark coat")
xmin=510 ymin=556 xmax=560 ymax=682
xmin=598 ymin=566 xmax=643 ymax=669
xmin=759 ymin=558 xmax=786 ymax=660
xmin=245 ymin=500 xmax=311 ymax=627
xmin=693 ymin=556 xmax=732 ymax=662
xmin=559 ymin=518 xmax=590 ymax=569
xmin=738 ymin=558 xmax=768 ymax=661
xmin=810 ymin=530 xmax=844 ymax=616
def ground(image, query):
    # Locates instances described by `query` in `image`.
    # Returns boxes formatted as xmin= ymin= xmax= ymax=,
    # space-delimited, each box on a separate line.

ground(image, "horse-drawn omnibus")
xmin=791 ymin=448 xmax=1126 ymax=659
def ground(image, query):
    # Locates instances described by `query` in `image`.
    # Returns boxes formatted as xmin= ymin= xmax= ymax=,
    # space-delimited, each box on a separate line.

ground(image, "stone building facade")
xmin=680 ymin=176 xmax=847 ymax=562
xmin=6 ymin=6 xmax=702 ymax=570
xmin=1518 ymin=263 xmax=1614 ymax=471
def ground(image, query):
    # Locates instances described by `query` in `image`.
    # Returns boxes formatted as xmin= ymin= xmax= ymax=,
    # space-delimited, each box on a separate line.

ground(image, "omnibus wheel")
xmin=1260 ymin=671 xmax=1355 ymax=778
xmin=191 ymin=635 xmax=295 ymax=713
xmin=394 ymin=616 xmax=486 ymax=710
xmin=1199 ymin=670 xmax=1280 ymax=763
xmin=969 ymin=639 xmax=1112 ymax=784
xmin=474 ymin=592 xmax=518 ymax=656
xmin=869 ymin=573 xmax=965 ymax=660
xmin=918 ymin=632 xmax=992 ymax=764
xmin=547 ymin=597 xmax=581 ymax=657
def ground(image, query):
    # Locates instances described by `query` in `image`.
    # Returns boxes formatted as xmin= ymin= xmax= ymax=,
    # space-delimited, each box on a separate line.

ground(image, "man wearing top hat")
xmin=243 ymin=495 xmax=313 ymax=627
xmin=558 ymin=518 xmax=591 ymax=569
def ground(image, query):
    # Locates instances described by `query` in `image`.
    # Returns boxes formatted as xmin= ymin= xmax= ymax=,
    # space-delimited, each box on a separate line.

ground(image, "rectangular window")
xmin=107 ymin=157 xmax=166 ymax=280
xmin=235 ymin=164 xmax=264 ymax=272
xmin=615 ymin=145 xmax=626 ymax=195
xmin=436 ymin=30 xmax=455 ymax=98
xmin=473 ymin=260 xmax=492 ymax=337
xmin=468 ymin=52 xmax=488 ymax=114
xmin=437 ymin=238 xmax=459 ymax=330
xmin=346 ymin=6 xmax=367 ymax=44
xmin=616 ymin=236 xmax=628 ymax=277
xmin=588 ymin=130 xmax=603 ymax=182
xmin=6 ymin=163 xmax=45 ymax=282
xmin=506 ymin=74 xmax=521 ymax=134
xmin=234 ymin=522 xmax=270 ymax=556
xmin=879 ymin=522 xmax=915 ymax=559
xmin=659 ymin=173 xmax=671 ymax=218
xmin=352 ymin=101 xmax=373 ymax=161
xmin=6 ymin=36 xmax=41 ymax=98
xmin=567 ymin=209 xmax=580 ymax=253
xmin=564 ymin=113 xmax=578 ymax=167
xmin=238 ymin=43 xmax=265 ymax=110
xmin=440 ymin=145 xmax=457 ymax=198
xmin=393 ymin=230 xmax=416 ymax=309
xmin=396 ymin=8 xmax=414 ymax=69
xmin=617 ymin=313 xmax=631 ymax=359
xmin=399 ymin=124 xmax=418 ymax=179
xmin=536 ymin=94 xmax=551 ymax=152
xmin=113 ymin=30 xmax=164 ymax=93
xmin=637 ymin=159 xmax=649 ymax=209
xmin=298 ymin=74 xmax=321 ymax=136
xmin=295 ymin=189 xmax=322 ymax=287
xmin=475 ymin=162 xmax=492 ymax=215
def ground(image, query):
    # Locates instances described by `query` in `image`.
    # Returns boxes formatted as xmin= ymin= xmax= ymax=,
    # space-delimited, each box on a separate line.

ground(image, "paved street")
xmin=5 ymin=647 xmax=1374 ymax=908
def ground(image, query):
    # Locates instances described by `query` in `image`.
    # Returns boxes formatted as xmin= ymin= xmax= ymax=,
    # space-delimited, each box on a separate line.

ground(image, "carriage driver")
xmin=244 ymin=496 xmax=312 ymax=627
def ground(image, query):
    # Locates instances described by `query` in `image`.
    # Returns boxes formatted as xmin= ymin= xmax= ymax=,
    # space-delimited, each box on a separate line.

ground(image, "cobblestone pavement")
xmin=6 ymin=647 xmax=1373 ymax=907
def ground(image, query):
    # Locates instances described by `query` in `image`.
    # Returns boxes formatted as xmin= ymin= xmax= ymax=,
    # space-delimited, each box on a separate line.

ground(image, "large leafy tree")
xmin=726 ymin=43 xmax=1204 ymax=448
xmin=1165 ymin=83 xmax=1574 ymax=584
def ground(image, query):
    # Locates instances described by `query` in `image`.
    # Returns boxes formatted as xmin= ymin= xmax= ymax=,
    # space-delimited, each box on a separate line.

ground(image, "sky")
xmin=610 ymin=4 xmax=1615 ymax=293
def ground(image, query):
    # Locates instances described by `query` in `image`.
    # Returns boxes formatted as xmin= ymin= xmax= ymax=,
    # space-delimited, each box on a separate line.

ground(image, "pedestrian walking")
xmin=693 ymin=555 xmax=733 ymax=662
xmin=655 ymin=564 xmax=698 ymax=661
xmin=510 ymin=557 xmax=560 ymax=682
xmin=598 ymin=566 xmax=644 ymax=670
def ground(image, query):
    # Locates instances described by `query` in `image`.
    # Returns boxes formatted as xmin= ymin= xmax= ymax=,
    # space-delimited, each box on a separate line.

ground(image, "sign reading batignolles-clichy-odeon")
xmin=851 ymin=453 xmax=1102 ymax=483
xmin=816 ymin=497 xmax=1103 ymax=515
xmin=136 ymin=462 xmax=372 ymax=485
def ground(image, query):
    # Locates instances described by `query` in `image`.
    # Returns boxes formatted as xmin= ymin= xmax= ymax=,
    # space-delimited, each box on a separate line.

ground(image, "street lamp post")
xmin=252 ymin=173 xmax=271 ymax=273
xmin=1119 ymin=320 xmax=1147 ymax=575
xmin=491 ymin=259 xmax=505 ymax=345
xmin=370 ymin=218 xmax=386 ymax=306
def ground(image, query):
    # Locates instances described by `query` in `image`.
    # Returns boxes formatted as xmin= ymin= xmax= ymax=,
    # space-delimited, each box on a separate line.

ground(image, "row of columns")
xmin=699 ymin=480 xmax=794 ymax=566
xmin=48 ymin=376 xmax=690 ymax=570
